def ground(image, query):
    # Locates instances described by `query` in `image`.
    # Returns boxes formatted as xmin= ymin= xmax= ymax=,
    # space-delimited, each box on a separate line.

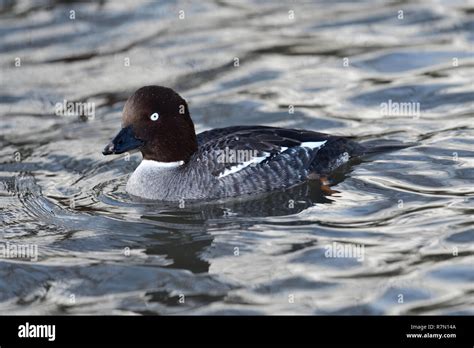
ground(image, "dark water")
xmin=0 ymin=0 xmax=473 ymax=314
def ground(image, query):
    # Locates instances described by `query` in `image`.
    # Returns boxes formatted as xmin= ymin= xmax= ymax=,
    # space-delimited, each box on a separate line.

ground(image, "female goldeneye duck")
xmin=102 ymin=85 xmax=367 ymax=201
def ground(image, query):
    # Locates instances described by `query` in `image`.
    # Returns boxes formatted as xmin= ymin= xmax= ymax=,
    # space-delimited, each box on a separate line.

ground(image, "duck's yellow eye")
xmin=150 ymin=112 xmax=159 ymax=121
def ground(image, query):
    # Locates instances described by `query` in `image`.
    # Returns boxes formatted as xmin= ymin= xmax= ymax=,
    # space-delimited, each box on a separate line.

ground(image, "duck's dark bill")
xmin=102 ymin=125 xmax=144 ymax=155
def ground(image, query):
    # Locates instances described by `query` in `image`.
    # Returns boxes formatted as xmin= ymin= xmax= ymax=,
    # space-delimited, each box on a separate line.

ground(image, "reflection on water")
xmin=0 ymin=0 xmax=473 ymax=315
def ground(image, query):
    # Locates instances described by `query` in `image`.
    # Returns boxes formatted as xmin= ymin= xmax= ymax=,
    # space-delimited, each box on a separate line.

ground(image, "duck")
xmin=102 ymin=85 xmax=368 ymax=201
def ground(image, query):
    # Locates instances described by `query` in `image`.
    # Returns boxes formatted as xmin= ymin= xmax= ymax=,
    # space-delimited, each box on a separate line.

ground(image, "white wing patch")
xmin=217 ymin=141 xmax=326 ymax=179
xmin=218 ymin=152 xmax=270 ymax=178
xmin=300 ymin=141 xmax=327 ymax=150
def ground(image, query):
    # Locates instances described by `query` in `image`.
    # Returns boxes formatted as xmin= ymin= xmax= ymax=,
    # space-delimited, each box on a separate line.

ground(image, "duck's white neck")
xmin=139 ymin=159 xmax=184 ymax=169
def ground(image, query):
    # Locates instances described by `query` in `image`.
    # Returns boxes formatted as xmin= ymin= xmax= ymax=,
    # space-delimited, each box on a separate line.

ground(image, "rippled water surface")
xmin=1 ymin=0 xmax=473 ymax=315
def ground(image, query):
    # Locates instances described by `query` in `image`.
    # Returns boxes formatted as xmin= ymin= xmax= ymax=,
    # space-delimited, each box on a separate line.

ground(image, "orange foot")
xmin=307 ymin=173 xmax=339 ymax=195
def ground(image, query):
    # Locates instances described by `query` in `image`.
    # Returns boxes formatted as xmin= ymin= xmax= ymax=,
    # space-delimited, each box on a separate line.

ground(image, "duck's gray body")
xmin=126 ymin=126 xmax=365 ymax=201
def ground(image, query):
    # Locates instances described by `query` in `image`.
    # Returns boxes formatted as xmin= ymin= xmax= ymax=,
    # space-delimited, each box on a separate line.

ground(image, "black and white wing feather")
xmin=194 ymin=126 xmax=361 ymax=178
